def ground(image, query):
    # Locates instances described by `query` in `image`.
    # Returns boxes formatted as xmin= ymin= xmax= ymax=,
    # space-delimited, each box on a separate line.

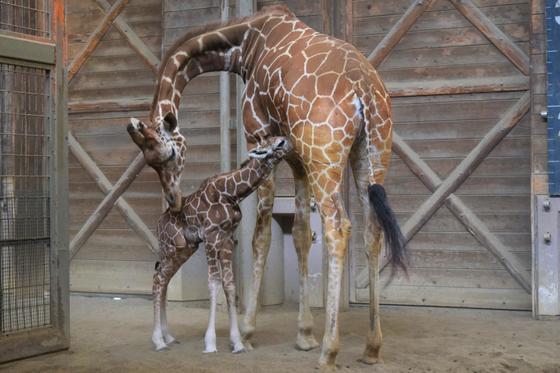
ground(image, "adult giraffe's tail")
xmin=368 ymin=184 xmax=408 ymax=276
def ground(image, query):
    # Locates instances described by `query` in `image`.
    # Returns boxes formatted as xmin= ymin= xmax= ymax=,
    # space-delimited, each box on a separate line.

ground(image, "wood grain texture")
xmin=67 ymin=0 xmax=130 ymax=81
xmin=449 ymin=0 xmax=530 ymax=75
xmin=367 ymin=0 xmax=437 ymax=67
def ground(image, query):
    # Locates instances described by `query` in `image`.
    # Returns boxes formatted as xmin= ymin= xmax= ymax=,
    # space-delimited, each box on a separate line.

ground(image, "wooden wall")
xmin=67 ymin=0 xmax=162 ymax=294
xmin=65 ymin=0 xmax=541 ymax=309
xmin=349 ymin=0 xmax=533 ymax=309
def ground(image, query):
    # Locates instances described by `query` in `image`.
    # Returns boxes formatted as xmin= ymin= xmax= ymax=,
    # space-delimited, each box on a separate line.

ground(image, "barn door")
xmin=349 ymin=0 xmax=532 ymax=309
xmin=0 ymin=0 xmax=69 ymax=362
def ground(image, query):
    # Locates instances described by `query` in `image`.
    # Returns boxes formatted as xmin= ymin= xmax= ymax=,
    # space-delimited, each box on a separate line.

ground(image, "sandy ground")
xmin=1 ymin=295 xmax=560 ymax=373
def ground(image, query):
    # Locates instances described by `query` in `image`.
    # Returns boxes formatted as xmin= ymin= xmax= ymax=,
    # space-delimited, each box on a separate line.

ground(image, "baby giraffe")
xmin=152 ymin=136 xmax=292 ymax=354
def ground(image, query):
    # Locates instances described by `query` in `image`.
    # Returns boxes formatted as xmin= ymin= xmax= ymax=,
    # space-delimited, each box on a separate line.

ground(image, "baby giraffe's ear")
xmin=163 ymin=112 xmax=178 ymax=132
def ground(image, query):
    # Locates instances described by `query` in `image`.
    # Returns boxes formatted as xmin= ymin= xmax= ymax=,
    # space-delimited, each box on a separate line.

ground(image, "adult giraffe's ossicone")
xmin=127 ymin=5 xmax=407 ymax=368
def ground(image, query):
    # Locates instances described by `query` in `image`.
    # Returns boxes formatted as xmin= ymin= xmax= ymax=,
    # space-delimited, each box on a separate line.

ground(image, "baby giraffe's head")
xmin=248 ymin=136 xmax=293 ymax=165
xmin=127 ymin=112 xmax=186 ymax=212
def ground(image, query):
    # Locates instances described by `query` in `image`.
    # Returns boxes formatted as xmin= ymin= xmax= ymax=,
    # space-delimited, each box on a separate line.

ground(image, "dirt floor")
xmin=1 ymin=295 xmax=560 ymax=373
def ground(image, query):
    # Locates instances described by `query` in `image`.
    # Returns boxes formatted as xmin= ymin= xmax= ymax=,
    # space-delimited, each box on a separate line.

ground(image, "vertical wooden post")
xmin=235 ymin=0 xmax=256 ymax=312
xmin=220 ymin=0 xmax=231 ymax=173
xmin=51 ymin=0 xmax=70 ymax=348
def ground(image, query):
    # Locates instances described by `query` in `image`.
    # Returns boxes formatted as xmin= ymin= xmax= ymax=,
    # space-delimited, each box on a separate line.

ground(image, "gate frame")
xmin=0 ymin=0 xmax=70 ymax=362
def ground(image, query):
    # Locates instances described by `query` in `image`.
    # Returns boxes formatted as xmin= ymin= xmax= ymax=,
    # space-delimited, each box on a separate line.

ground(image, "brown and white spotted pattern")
xmin=132 ymin=5 xmax=396 ymax=369
xmin=151 ymin=137 xmax=292 ymax=354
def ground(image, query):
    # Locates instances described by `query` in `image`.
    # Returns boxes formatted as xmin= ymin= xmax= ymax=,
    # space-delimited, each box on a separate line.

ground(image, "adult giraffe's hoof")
xmin=154 ymin=343 xmax=169 ymax=352
xmin=295 ymin=333 xmax=320 ymax=351
xmin=357 ymin=356 xmax=383 ymax=365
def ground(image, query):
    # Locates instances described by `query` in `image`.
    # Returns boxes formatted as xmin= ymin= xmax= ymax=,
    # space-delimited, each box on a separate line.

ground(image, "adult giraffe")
xmin=127 ymin=5 xmax=407 ymax=368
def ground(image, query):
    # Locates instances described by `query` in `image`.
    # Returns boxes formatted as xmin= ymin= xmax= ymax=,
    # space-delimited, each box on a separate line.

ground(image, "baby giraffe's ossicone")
xmin=152 ymin=136 xmax=292 ymax=354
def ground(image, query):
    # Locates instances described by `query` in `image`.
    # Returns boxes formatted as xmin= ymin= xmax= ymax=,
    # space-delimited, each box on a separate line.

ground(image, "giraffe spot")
xmin=308 ymin=97 xmax=335 ymax=123
xmin=316 ymin=73 xmax=339 ymax=96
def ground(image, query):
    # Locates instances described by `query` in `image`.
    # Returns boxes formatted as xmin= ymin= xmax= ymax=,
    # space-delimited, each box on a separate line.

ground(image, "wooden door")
xmin=348 ymin=0 xmax=533 ymax=309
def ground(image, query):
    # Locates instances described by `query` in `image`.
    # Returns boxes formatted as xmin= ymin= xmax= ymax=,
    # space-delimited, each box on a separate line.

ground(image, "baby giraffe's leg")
xmin=204 ymin=240 xmax=221 ymax=353
xmin=153 ymin=256 xmax=179 ymax=350
xmin=153 ymin=245 xmax=194 ymax=351
xmin=219 ymin=235 xmax=245 ymax=353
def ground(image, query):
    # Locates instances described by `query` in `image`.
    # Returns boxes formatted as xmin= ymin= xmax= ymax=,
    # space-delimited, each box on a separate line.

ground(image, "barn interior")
xmin=0 ymin=0 xmax=559 ymax=371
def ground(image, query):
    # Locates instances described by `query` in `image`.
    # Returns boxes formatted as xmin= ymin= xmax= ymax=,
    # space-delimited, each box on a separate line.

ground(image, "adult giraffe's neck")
xmin=150 ymin=18 xmax=266 ymax=124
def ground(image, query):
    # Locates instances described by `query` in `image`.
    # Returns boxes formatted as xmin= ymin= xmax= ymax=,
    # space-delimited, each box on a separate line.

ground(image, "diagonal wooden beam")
xmin=401 ymin=91 xmax=530 ymax=242
xmin=70 ymin=152 xmax=147 ymax=259
xmin=368 ymin=0 xmax=437 ymax=67
xmin=67 ymin=0 xmax=130 ymax=82
xmin=94 ymin=0 xmax=160 ymax=72
xmin=68 ymin=133 xmax=159 ymax=257
xmin=449 ymin=0 xmax=530 ymax=75
xmin=355 ymin=131 xmax=532 ymax=293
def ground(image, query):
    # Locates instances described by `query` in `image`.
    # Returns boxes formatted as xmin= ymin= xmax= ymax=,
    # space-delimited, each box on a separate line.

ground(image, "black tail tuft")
xmin=368 ymin=184 xmax=408 ymax=276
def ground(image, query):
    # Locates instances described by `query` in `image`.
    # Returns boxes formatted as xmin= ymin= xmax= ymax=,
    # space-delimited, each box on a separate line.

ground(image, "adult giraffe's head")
xmin=127 ymin=112 xmax=186 ymax=212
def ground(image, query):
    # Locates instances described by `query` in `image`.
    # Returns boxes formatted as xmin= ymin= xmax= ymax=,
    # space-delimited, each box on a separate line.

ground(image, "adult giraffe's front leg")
xmin=241 ymin=169 xmax=276 ymax=349
xmin=311 ymin=172 xmax=352 ymax=369
xmin=289 ymin=161 xmax=319 ymax=351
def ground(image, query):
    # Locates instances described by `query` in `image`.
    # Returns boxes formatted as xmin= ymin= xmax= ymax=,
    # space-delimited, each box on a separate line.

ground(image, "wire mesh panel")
xmin=0 ymin=63 xmax=51 ymax=334
xmin=0 ymin=0 xmax=50 ymax=38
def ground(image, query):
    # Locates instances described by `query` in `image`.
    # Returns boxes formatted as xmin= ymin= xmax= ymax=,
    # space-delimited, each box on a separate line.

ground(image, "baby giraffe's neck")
xmin=226 ymin=157 xmax=275 ymax=203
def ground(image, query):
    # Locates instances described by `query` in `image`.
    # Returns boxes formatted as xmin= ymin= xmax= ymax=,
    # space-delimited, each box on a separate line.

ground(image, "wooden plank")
xmin=67 ymin=0 xmax=130 ymax=81
xmin=68 ymin=98 xmax=150 ymax=113
xmin=401 ymin=92 xmax=530 ymax=242
xmin=367 ymin=0 xmax=437 ymax=67
xmin=68 ymin=133 xmax=159 ymax=256
xmin=356 ymin=286 xmax=531 ymax=310
xmin=95 ymin=0 xmax=160 ymax=71
xmin=354 ymin=24 xmax=529 ymax=54
xmin=450 ymin=0 xmax=530 ymax=75
xmin=387 ymin=76 xmax=529 ymax=97
xmin=70 ymin=152 xmax=146 ymax=259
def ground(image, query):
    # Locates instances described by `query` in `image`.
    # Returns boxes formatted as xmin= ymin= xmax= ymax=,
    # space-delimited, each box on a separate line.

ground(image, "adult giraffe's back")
xmin=126 ymin=5 xmax=407 ymax=368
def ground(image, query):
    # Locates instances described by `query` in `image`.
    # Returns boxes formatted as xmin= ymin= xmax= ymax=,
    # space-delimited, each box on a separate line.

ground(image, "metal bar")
xmin=367 ymin=0 xmax=436 ymax=67
xmin=94 ymin=0 xmax=160 ymax=72
xmin=0 ymin=33 xmax=55 ymax=65
xmin=67 ymin=0 xmax=130 ymax=81
xmin=68 ymin=133 xmax=159 ymax=256
xmin=450 ymin=0 xmax=530 ymax=75
xmin=69 ymin=152 xmax=146 ymax=259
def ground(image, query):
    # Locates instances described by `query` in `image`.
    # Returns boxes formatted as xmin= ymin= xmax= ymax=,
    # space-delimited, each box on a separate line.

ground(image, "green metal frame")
xmin=0 ymin=1 xmax=69 ymax=363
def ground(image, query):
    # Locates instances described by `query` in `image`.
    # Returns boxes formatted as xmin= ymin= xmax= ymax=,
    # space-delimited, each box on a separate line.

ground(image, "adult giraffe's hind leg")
xmin=350 ymin=142 xmax=384 ymax=364
xmin=290 ymin=162 xmax=319 ymax=351
xmin=241 ymin=168 xmax=276 ymax=349
xmin=310 ymin=174 xmax=352 ymax=369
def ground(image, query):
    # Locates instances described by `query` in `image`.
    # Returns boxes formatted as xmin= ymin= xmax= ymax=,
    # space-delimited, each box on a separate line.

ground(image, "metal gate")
xmin=0 ymin=0 xmax=69 ymax=362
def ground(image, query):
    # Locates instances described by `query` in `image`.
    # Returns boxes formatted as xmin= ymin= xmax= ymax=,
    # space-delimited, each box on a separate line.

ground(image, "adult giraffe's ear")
xmin=163 ymin=112 xmax=178 ymax=132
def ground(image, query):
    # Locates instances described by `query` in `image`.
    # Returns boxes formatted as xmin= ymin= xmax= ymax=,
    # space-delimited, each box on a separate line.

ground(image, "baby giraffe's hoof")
xmin=243 ymin=340 xmax=254 ymax=351
xmin=232 ymin=345 xmax=247 ymax=354
xmin=164 ymin=335 xmax=178 ymax=345
xmin=154 ymin=343 xmax=169 ymax=352
xmin=203 ymin=348 xmax=218 ymax=354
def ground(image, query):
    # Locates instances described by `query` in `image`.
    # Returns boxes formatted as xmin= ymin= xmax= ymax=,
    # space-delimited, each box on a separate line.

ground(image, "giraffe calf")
xmin=152 ymin=136 xmax=292 ymax=353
